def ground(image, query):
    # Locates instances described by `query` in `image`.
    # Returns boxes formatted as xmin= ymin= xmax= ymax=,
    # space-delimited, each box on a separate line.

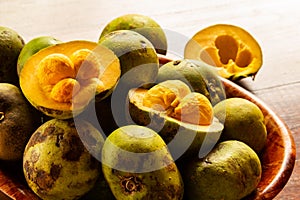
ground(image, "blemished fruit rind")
xmin=23 ymin=118 xmax=104 ymax=200
xmin=17 ymin=36 xmax=62 ymax=75
xmin=0 ymin=26 xmax=25 ymax=85
xmin=99 ymin=13 xmax=167 ymax=55
xmin=19 ymin=40 xmax=121 ymax=119
xmin=128 ymin=87 xmax=224 ymax=159
xmin=182 ymin=140 xmax=262 ymax=200
xmin=184 ymin=24 xmax=263 ymax=81
xmin=98 ymin=30 xmax=159 ymax=88
xmin=213 ymin=97 xmax=267 ymax=153
xmin=156 ymin=59 xmax=226 ymax=106
xmin=102 ymin=125 xmax=184 ymax=200
xmin=0 ymin=83 xmax=40 ymax=161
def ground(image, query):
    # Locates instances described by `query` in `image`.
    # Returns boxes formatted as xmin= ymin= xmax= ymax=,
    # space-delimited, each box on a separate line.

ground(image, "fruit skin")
xmin=99 ymin=29 xmax=159 ymax=88
xmin=156 ymin=59 xmax=226 ymax=106
xmin=23 ymin=118 xmax=104 ymax=200
xmin=17 ymin=36 xmax=61 ymax=75
xmin=102 ymin=125 xmax=184 ymax=200
xmin=184 ymin=24 xmax=263 ymax=81
xmin=0 ymin=26 xmax=25 ymax=85
xmin=128 ymin=87 xmax=224 ymax=159
xmin=19 ymin=40 xmax=121 ymax=119
xmin=0 ymin=83 xmax=40 ymax=161
xmin=213 ymin=97 xmax=267 ymax=153
xmin=98 ymin=30 xmax=159 ymax=129
xmin=182 ymin=140 xmax=262 ymax=200
xmin=99 ymin=13 xmax=167 ymax=55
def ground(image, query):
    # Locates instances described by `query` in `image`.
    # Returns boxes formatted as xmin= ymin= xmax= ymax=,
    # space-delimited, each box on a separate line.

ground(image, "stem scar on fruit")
xmin=0 ymin=112 xmax=4 ymax=121
xmin=119 ymin=175 xmax=143 ymax=194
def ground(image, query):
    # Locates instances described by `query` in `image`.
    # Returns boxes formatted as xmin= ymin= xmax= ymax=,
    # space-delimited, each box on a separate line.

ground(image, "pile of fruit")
xmin=0 ymin=13 xmax=266 ymax=200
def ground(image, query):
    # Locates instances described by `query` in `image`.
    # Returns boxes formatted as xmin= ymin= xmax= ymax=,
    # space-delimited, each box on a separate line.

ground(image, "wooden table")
xmin=0 ymin=0 xmax=299 ymax=199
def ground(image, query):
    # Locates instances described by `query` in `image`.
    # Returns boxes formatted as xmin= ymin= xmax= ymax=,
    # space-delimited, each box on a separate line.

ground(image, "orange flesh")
xmin=184 ymin=24 xmax=262 ymax=80
xmin=20 ymin=41 xmax=120 ymax=114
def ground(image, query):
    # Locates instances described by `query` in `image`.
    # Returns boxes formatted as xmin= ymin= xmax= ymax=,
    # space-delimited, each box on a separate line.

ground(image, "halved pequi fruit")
xmin=128 ymin=80 xmax=224 ymax=159
xmin=17 ymin=36 xmax=62 ymax=76
xmin=184 ymin=24 xmax=263 ymax=80
xmin=156 ymin=59 xmax=226 ymax=106
xmin=19 ymin=40 xmax=121 ymax=119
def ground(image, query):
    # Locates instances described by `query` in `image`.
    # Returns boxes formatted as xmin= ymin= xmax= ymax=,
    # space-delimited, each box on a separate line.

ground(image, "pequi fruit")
xmin=23 ymin=118 xmax=104 ymax=200
xmin=0 ymin=83 xmax=40 ymax=161
xmin=128 ymin=80 xmax=224 ymax=159
xmin=99 ymin=29 xmax=159 ymax=88
xmin=19 ymin=40 xmax=121 ymax=119
xmin=99 ymin=13 xmax=167 ymax=55
xmin=172 ymin=92 xmax=214 ymax=126
xmin=0 ymin=26 xmax=25 ymax=85
xmin=182 ymin=140 xmax=262 ymax=200
xmin=142 ymin=79 xmax=192 ymax=112
xmin=156 ymin=59 xmax=226 ymax=106
xmin=184 ymin=24 xmax=263 ymax=81
xmin=213 ymin=97 xmax=267 ymax=153
xmin=17 ymin=36 xmax=61 ymax=75
xmin=102 ymin=125 xmax=184 ymax=200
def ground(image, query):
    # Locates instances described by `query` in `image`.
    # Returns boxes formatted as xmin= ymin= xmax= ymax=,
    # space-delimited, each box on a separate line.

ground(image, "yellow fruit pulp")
xmin=184 ymin=24 xmax=263 ymax=80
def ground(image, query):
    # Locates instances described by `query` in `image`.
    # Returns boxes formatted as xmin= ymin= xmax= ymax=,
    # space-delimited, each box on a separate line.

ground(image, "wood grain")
xmin=0 ymin=0 xmax=299 ymax=199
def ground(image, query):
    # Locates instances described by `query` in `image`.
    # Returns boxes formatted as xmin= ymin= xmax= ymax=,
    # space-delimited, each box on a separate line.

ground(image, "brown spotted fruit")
xmin=23 ymin=118 xmax=104 ymax=200
xmin=102 ymin=125 xmax=184 ymax=200
xmin=0 ymin=83 xmax=40 ymax=161
xmin=128 ymin=80 xmax=224 ymax=159
xmin=0 ymin=26 xmax=25 ymax=85
xmin=19 ymin=40 xmax=121 ymax=119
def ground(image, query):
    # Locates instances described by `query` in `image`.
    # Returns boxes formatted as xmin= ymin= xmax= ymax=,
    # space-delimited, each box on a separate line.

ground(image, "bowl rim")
xmin=221 ymin=77 xmax=296 ymax=200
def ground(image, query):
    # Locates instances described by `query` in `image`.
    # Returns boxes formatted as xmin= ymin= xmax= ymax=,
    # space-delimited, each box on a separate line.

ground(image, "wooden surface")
xmin=0 ymin=0 xmax=299 ymax=199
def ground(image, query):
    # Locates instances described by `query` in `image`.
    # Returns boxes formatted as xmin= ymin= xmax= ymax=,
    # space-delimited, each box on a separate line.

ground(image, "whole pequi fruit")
xmin=213 ymin=97 xmax=267 ymax=153
xmin=23 ymin=118 xmax=104 ymax=200
xmin=99 ymin=29 xmax=159 ymax=88
xmin=102 ymin=125 xmax=184 ymax=200
xmin=99 ymin=13 xmax=168 ymax=55
xmin=0 ymin=26 xmax=25 ymax=85
xmin=17 ymin=35 xmax=61 ymax=75
xmin=184 ymin=24 xmax=263 ymax=81
xmin=0 ymin=83 xmax=40 ymax=161
xmin=182 ymin=140 xmax=262 ymax=200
